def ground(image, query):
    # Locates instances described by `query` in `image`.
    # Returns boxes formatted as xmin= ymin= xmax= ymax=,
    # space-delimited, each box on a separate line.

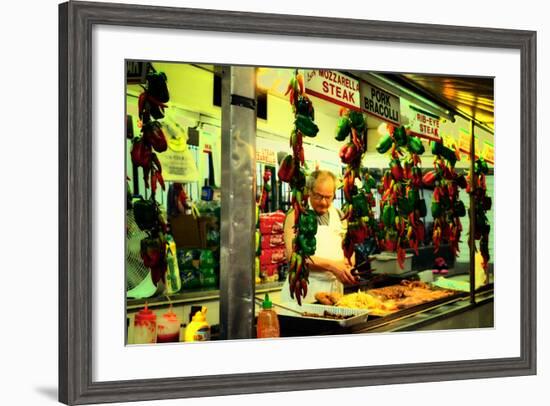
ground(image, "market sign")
xmin=256 ymin=147 xmax=277 ymax=165
xmin=157 ymin=148 xmax=200 ymax=183
xmin=458 ymin=130 xmax=480 ymax=159
xmin=360 ymin=81 xmax=400 ymax=124
xmin=304 ymin=70 xmax=360 ymax=110
xmin=410 ymin=110 xmax=441 ymax=137
xmin=157 ymin=131 xmax=200 ymax=183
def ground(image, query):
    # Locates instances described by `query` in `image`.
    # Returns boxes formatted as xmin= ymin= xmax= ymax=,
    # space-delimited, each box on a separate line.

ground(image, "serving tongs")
xmin=254 ymin=296 xmax=310 ymax=316
xmin=350 ymin=258 xmax=375 ymax=277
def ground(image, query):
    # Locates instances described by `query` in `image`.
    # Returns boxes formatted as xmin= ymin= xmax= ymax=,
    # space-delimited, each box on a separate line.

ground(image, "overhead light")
xmin=377 ymin=121 xmax=390 ymax=135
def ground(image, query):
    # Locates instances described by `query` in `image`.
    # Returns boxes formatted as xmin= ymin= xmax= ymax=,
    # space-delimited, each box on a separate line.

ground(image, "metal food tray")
xmin=277 ymin=302 xmax=369 ymax=328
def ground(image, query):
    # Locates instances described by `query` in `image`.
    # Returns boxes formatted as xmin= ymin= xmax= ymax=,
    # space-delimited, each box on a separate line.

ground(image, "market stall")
xmin=125 ymin=61 xmax=494 ymax=344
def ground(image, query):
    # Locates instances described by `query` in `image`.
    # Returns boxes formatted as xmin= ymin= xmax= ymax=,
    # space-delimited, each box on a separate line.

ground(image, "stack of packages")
xmin=177 ymin=248 xmax=218 ymax=290
xmin=258 ymin=211 xmax=287 ymax=282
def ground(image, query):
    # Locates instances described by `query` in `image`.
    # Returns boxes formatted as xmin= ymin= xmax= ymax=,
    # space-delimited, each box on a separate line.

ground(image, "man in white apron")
xmin=281 ymin=170 xmax=357 ymax=303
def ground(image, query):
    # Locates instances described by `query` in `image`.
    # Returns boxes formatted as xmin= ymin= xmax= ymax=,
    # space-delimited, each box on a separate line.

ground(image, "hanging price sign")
xmin=482 ymin=141 xmax=494 ymax=163
xmin=256 ymin=148 xmax=277 ymax=165
xmin=458 ymin=131 xmax=480 ymax=159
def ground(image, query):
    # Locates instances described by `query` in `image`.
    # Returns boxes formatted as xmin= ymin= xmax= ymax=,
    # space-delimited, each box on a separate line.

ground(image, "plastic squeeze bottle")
xmin=256 ymin=293 xmax=280 ymax=338
xmin=156 ymin=305 xmax=180 ymax=343
xmin=133 ymin=303 xmax=157 ymax=344
xmin=184 ymin=307 xmax=210 ymax=342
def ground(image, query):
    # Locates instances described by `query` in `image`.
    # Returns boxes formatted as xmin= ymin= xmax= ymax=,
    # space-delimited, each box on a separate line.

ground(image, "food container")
xmin=133 ymin=304 xmax=157 ymax=344
xmin=371 ymin=251 xmax=413 ymax=275
xmin=156 ymin=306 xmax=180 ymax=343
xmin=276 ymin=302 xmax=369 ymax=337
xmin=417 ymin=270 xmax=434 ymax=283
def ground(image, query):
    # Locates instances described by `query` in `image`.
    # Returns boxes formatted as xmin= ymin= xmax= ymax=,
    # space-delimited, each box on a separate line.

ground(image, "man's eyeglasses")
xmin=311 ymin=191 xmax=334 ymax=202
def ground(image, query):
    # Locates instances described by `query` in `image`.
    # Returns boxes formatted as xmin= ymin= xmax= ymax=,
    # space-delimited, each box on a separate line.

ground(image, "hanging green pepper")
xmin=298 ymin=210 xmax=318 ymax=237
xmin=393 ymin=126 xmax=408 ymax=147
xmin=431 ymin=141 xmax=457 ymax=166
xmin=335 ymin=117 xmax=351 ymax=141
xmin=382 ymin=204 xmax=396 ymax=228
xmin=295 ymin=96 xmax=314 ymax=119
xmin=348 ymin=110 xmax=365 ymax=130
xmin=397 ymin=197 xmax=411 ymax=216
xmin=377 ymin=135 xmax=393 ymax=154
xmin=431 ymin=200 xmax=442 ymax=218
xmin=407 ymin=136 xmax=425 ymax=154
xmin=454 ymin=200 xmax=466 ymax=217
xmin=407 ymin=189 xmax=418 ymax=210
xmin=475 ymin=158 xmax=489 ymax=175
xmin=352 ymin=193 xmax=369 ymax=217
xmin=295 ymin=114 xmax=319 ymax=137
xmin=364 ymin=175 xmax=377 ymax=190
xmin=255 ymin=230 xmax=261 ymax=256
xmin=297 ymin=234 xmax=316 ymax=256
xmin=133 ymin=198 xmax=159 ymax=231
xmin=483 ymin=196 xmax=492 ymax=211
xmin=416 ymin=198 xmax=427 ymax=217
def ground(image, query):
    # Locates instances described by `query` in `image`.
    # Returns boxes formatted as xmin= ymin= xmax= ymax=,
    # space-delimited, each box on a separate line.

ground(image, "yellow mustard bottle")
xmin=184 ymin=306 xmax=210 ymax=342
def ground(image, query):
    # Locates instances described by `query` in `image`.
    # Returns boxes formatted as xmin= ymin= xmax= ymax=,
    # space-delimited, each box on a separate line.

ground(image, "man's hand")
xmin=329 ymin=259 xmax=358 ymax=285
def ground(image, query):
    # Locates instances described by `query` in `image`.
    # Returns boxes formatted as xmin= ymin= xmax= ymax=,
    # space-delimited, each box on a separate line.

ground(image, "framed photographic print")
xmin=59 ymin=1 xmax=536 ymax=404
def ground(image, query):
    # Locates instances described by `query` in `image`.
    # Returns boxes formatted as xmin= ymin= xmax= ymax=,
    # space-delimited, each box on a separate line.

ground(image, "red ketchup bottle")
xmin=133 ymin=303 xmax=157 ymax=344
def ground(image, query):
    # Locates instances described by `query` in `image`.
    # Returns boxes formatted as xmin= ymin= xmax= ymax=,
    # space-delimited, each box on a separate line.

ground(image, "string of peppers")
xmin=467 ymin=157 xmax=491 ymax=269
xmin=376 ymin=125 xmax=426 ymax=268
xmin=422 ymin=141 xmax=467 ymax=258
xmin=130 ymin=66 xmax=171 ymax=285
xmin=335 ymin=108 xmax=376 ymax=263
xmin=402 ymin=129 xmax=427 ymax=256
xmin=277 ymin=70 xmax=319 ymax=305
xmin=131 ymin=68 xmax=169 ymax=196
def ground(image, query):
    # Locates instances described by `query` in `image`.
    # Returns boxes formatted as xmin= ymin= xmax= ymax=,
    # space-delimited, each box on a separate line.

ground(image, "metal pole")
xmin=219 ymin=66 xmax=257 ymax=340
xmin=469 ymin=120 xmax=476 ymax=305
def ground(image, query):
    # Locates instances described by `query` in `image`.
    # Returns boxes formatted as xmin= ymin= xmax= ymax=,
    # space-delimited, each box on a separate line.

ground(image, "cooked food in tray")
xmin=315 ymin=291 xmax=397 ymax=315
xmin=368 ymin=280 xmax=453 ymax=302
xmin=314 ymin=279 xmax=456 ymax=316
xmin=314 ymin=292 xmax=343 ymax=306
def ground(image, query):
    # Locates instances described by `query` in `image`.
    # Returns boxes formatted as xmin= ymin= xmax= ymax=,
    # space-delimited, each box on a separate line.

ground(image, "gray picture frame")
xmin=59 ymin=1 xmax=537 ymax=404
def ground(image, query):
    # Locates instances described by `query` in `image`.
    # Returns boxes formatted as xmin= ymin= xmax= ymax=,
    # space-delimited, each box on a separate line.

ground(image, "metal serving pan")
xmin=276 ymin=302 xmax=369 ymax=330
